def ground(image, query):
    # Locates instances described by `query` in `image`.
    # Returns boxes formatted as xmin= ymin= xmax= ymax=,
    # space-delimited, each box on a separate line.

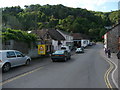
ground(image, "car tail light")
xmin=0 ymin=60 xmax=2 ymax=62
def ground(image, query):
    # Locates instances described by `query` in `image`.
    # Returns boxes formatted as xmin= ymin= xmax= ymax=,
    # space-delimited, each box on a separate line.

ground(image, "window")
xmin=15 ymin=51 xmax=24 ymax=57
xmin=7 ymin=51 xmax=16 ymax=58
xmin=61 ymin=47 xmax=66 ymax=50
xmin=5 ymin=41 xmax=10 ymax=45
xmin=83 ymin=41 xmax=86 ymax=44
xmin=54 ymin=50 xmax=64 ymax=54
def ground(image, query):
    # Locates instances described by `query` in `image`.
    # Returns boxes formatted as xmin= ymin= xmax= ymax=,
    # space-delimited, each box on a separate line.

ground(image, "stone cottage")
xmin=104 ymin=23 xmax=120 ymax=53
xmin=31 ymin=29 xmax=65 ymax=52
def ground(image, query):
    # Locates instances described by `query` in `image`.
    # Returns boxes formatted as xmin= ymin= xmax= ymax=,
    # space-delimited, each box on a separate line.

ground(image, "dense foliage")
xmin=2 ymin=4 xmax=120 ymax=41
xmin=2 ymin=28 xmax=37 ymax=43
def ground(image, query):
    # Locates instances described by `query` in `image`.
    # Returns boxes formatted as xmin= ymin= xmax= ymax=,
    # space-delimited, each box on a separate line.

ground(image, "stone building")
xmin=104 ymin=23 xmax=120 ymax=53
xmin=31 ymin=29 xmax=65 ymax=52
xmin=2 ymin=40 xmax=31 ymax=54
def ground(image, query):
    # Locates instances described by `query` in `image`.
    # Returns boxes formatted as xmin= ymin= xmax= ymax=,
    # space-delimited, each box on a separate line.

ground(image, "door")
xmin=15 ymin=51 xmax=26 ymax=65
xmin=6 ymin=51 xmax=17 ymax=67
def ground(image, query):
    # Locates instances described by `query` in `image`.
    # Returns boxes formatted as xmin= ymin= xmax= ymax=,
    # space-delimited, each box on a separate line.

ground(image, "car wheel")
xmin=52 ymin=59 xmax=55 ymax=62
xmin=2 ymin=63 xmax=11 ymax=72
xmin=64 ymin=57 xmax=67 ymax=62
xmin=69 ymin=56 xmax=71 ymax=60
xmin=25 ymin=60 xmax=30 ymax=65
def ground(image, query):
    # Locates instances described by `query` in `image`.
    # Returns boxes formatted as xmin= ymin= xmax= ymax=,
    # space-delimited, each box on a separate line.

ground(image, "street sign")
xmin=38 ymin=45 xmax=46 ymax=55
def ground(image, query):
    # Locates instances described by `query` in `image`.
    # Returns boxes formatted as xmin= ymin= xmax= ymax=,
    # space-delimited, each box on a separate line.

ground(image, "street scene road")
xmin=1 ymin=1 xmax=119 ymax=89
xmin=2 ymin=43 xmax=111 ymax=88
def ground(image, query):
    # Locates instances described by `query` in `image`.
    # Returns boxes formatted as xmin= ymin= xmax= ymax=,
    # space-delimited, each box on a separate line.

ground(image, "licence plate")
xmin=55 ymin=55 xmax=59 ymax=56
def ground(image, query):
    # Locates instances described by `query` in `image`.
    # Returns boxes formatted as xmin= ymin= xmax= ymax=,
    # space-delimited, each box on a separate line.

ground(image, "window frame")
xmin=7 ymin=51 xmax=16 ymax=58
xmin=15 ymin=51 xmax=24 ymax=57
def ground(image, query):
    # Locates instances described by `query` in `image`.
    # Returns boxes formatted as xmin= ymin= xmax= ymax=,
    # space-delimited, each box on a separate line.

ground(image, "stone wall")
xmin=107 ymin=24 xmax=119 ymax=53
xmin=2 ymin=40 xmax=29 ymax=54
xmin=27 ymin=48 xmax=42 ymax=58
xmin=2 ymin=40 xmax=42 ymax=58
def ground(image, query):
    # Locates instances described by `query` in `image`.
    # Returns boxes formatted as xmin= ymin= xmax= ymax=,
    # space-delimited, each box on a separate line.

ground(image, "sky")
xmin=0 ymin=0 xmax=119 ymax=12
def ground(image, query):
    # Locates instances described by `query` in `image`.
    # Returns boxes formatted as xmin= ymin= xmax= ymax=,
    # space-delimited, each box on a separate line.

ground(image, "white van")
xmin=61 ymin=46 xmax=71 ymax=53
xmin=81 ymin=40 xmax=88 ymax=48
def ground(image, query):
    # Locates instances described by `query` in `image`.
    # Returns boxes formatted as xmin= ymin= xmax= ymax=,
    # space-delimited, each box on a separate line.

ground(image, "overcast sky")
xmin=0 ymin=0 xmax=119 ymax=12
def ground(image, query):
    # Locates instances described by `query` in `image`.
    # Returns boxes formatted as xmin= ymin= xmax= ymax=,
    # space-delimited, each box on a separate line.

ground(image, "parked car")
xmin=0 ymin=50 xmax=31 ymax=72
xmin=92 ymin=42 xmax=96 ymax=45
xmin=88 ymin=42 xmax=93 ymax=46
xmin=75 ymin=47 xmax=84 ymax=53
xmin=51 ymin=50 xmax=71 ymax=62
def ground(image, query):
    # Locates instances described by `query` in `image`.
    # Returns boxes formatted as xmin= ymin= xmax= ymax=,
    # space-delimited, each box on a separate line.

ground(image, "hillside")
xmin=2 ymin=4 xmax=120 ymax=41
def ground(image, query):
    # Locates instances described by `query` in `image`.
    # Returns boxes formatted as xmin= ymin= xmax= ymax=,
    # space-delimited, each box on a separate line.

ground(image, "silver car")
xmin=75 ymin=48 xmax=84 ymax=53
xmin=0 ymin=50 xmax=31 ymax=72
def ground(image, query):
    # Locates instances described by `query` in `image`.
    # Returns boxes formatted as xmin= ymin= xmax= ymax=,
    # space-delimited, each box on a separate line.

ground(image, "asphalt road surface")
xmin=2 ymin=43 xmax=110 ymax=88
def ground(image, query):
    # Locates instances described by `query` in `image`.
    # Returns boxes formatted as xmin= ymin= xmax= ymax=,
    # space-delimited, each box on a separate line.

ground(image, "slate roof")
xmin=57 ymin=29 xmax=71 ymax=36
xmin=48 ymin=29 xmax=65 ymax=40
xmin=31 ymin=29 xmax=65 ymax=40
xmin=71 ymin=33 xmax=89 ymax=40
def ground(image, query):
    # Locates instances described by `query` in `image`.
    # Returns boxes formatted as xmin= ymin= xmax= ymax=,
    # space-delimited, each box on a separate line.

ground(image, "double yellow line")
xmin=104 ymin=58 xmax=114 ymax=89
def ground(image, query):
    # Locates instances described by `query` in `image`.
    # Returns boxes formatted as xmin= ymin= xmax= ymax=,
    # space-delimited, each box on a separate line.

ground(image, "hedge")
xmin=2 ymin=28 xmax=37 ymax=44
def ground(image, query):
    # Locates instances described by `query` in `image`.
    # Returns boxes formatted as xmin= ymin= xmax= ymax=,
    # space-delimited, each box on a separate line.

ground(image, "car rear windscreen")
xmin=54 ymin=51 xmax=64 ymax=54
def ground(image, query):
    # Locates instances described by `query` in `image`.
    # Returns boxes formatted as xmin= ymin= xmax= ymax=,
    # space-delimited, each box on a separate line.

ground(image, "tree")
xmin=2 ymin=4 xmax=119 ymax=41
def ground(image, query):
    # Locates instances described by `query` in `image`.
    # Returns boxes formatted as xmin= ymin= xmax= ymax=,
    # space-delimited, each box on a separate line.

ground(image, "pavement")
xmin=100 ymin=49 xmax=119 ymax=89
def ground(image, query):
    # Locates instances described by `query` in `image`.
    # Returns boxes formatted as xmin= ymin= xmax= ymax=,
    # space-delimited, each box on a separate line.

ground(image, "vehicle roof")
xmin=0 ymin=50 xmax=18 ymax=52
xmin=55 ymin=50 xmax=66 ymax=51
xmin=61 ymin=46 xmax=69 ymax=47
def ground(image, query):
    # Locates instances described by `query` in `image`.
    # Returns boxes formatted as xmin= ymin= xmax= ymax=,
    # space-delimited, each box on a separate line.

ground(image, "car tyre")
xmin=69 ymin=56 xmax=71 ymax=60
xmin=2 ymin=63 xmax=11 ymax=72
xmin=52 ymin=59 xmax=55 ymax=62
xmin=64 ymin=57 xmax=67 ymax=62
xmin=25 ymin=59 xmax=30 ymax=65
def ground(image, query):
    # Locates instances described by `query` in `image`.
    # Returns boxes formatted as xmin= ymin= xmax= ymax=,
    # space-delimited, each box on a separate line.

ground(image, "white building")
xmin=104 ymin=33 xmax=107 ymax=49
xmin=47 ymin=29 xmax=66 ymax=51
xmin=57 ymin=29 xmax=73 ymax=50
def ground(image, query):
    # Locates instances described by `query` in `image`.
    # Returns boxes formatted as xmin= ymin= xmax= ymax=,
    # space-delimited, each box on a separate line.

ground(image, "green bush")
xmin=2 ymin=28 xmax=37 ymax=44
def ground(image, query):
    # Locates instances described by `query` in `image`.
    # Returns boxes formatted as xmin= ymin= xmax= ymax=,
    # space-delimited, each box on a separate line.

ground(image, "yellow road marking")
xmin=0 ymin=67 xmax=43 ymax=86
xmin=104 ymin=68 xmax=110 ymax=88
xmin=100 ymin=51 xmax=115 ymax=89
xmin=104 ymin=57 xmax=114 ymax=89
